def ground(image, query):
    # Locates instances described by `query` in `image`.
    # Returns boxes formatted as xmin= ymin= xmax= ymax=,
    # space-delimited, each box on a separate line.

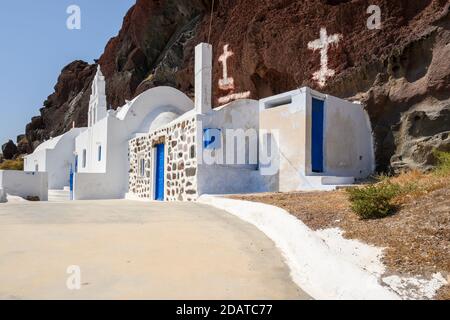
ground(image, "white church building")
xmin=24 ymin=42 xmax=375 ymax=201
xmin=72 ymin=66 xmax=193 ymax=200
xmin=24 ymin=127 xmax=86 ymax=189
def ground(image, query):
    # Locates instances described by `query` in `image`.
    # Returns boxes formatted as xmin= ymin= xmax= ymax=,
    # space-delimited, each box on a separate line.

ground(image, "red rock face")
xmin=188 ymin=0 xmax=450 ymax=171
xmin=98 ymin=0 xmax=207 ymax=108
xmin=25 ymin=61 xmax=97 ymax=149
xmin=20 ymin=0 xmax=450 ymax=171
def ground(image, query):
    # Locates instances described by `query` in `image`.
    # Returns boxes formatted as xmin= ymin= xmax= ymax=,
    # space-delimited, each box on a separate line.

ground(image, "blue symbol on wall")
xmin=203 ymin=128 xmax=222 ymax=149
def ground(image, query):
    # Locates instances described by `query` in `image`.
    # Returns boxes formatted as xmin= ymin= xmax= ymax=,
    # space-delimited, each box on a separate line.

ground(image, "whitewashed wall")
xmin=259 ymin=89 xmax=308 ymax=192
xmin=0 ymin=170 xmax=48 ymax=201
xmin=75 ymin=118 xmax=108 ymax=174
xmin=72 ymin=172 xmax=122 ymax=200
xmin=196 ymin=99 xmax=265 ymax=196
xmin=321 ymin=95 xmax=375 ymax=178
xmin=24 ymin=149 xmax=48 ymax=172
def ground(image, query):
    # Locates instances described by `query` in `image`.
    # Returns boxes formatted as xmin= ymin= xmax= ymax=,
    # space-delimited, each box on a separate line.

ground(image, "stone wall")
xmin=128 ymin=116 xmax=198 ymax=201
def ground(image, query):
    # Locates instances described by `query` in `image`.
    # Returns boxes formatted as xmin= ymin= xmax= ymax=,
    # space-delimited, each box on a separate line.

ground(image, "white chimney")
xmin=195 ymin=43 xmax=212 ymax=114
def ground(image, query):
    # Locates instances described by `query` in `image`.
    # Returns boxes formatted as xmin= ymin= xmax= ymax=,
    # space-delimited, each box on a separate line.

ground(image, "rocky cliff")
xmin=22 ymin=61 xmax=97 ymax=152
xmin=16 ymin=0 xmax=450 ymax=172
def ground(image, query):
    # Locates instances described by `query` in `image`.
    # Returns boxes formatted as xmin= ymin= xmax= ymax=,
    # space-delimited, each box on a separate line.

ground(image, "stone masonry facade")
xmin=128 ymin=116 xmax=198 ymax=201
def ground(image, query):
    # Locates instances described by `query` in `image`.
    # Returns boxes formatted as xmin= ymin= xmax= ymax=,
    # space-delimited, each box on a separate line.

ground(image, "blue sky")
xmin=0 ymin=0 xmax=135 ymax=146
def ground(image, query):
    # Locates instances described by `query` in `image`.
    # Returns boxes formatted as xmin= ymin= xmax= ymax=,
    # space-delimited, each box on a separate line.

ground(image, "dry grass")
xmin=0 ymin=158 xmax=23 ymax=171
xmin=389 ymin=169 xmax=449 ymax=205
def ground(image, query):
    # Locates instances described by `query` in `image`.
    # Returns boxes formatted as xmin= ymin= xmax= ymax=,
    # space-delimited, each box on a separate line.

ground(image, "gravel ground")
xmin=231 ymin=185 xmax=450 ymax=300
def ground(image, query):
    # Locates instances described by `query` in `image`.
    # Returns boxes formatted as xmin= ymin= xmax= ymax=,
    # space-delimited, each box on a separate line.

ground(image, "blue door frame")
xmin=311 ymin=98 xmax=325 ymax=173
xmin=154 ymin=144 xmax=165 ymax=201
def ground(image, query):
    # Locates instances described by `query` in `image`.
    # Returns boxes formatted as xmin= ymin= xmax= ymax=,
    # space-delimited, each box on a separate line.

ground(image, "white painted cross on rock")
xmin=218 ymin=44 xmax=235 ymax=91
xmin=217 ymin=44 xmax=250 ymax=105
xmin=308 ymin=28 xmax=342 ymax=87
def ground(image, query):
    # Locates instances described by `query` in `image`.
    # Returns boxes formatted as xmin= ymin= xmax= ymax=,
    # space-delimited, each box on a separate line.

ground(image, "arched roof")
xmin=115 ymin=86 xmax=194 ymax=122
xmin=34 ymin=135 xmax=64 ymax=152
xmin=33 ymin=127 xmax=86 ymax=153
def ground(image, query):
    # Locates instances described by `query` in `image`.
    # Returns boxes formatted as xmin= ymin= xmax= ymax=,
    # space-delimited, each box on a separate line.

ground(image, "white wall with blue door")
xmin=260 ymin=87 xmax=375 ymax=192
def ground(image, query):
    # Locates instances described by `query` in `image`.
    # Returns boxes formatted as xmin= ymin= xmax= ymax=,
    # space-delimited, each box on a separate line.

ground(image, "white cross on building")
xmin=308 ymin=28 xmax=342 ymax=87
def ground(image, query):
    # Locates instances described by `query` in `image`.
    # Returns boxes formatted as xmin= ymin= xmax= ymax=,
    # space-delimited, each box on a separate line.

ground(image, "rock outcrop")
xmin=15 ymin=0 xmax=450 ymax=172
xmin=16 ymin=134 xmax=31 ymax=155
xmin=24 ymin=61 xmax=97 ymax=149
xmin=98 ymin=0 xmax=208 ymax=107
xmin=1 ymin=140 xmax=18 ymax=160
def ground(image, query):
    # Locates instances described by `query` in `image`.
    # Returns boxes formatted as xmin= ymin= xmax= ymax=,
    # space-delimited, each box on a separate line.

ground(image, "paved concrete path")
xmin=0 ymin=200 xmax=309 ymax=300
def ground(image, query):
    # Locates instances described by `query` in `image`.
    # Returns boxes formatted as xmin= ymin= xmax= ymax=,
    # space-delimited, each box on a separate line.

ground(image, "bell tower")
xmin=88 ymin=65 xmax=107 ymax=127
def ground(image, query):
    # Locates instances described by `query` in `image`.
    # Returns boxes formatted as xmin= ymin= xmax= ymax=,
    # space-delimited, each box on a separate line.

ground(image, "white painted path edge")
xmin=198 ymin=195 xmax=400 ymax=300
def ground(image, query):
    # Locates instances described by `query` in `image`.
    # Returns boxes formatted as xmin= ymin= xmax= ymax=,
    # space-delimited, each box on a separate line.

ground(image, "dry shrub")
xmin=347 ymin=182 xmax=401 ymax=219
xmin=348 ymin=151 xmax=450 ymax=219
xmin=0 ymin=158 xmax=24 ymax=171
xmin=434 ymin=150 xmax=450 ymax=177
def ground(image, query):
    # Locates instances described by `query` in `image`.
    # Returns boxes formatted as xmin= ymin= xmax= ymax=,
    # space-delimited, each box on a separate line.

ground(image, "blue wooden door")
xmin=69 ymin=166 xmax=74 ymax=200
xmin=154 ymin=144 xmax=165 ymax=201
xmin=311 ymin=98 xmax=325 ymax=173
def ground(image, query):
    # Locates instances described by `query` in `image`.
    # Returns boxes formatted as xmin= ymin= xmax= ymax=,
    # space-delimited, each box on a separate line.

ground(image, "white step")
xmin=321 ymin=176 xmax=355 ymax=185
xmin=299 ymin=175 xmax=355 ymax=191
xmin=49 ymin=190 xmax=70 ymax=196
xmin=48 ymin=189 xmax=71 ymax=202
